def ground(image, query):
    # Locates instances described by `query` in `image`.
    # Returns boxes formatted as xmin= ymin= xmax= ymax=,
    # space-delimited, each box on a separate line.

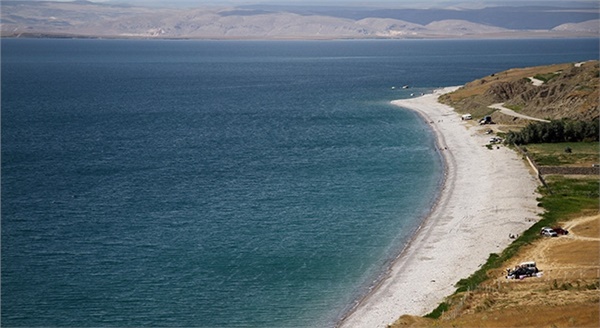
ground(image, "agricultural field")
xmin=523 ymin=142 xmax=599 ymax=166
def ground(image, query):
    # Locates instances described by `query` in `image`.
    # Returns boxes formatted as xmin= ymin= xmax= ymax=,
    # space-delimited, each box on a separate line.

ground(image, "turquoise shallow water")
xmin=2 ymin=39 xmax=598 ymax=327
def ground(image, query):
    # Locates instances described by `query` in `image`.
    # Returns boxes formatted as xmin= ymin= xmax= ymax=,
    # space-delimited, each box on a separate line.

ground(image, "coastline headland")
xmin=338 ymin=87 xmax=542 ymax=327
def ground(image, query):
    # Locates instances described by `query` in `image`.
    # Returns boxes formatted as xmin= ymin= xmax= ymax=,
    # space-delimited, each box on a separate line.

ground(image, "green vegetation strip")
xmin=504 ymin=104 xmax=523 ymax=112
xmin=424 ymin=176 xmax=599 ymax=318
xmin=533 ymin=72 xmax=559 ymax=83
xmin=524 ymin=142 xmax=599 ymax=166
xmin=424 ymin=302 xmax=449 ymax=319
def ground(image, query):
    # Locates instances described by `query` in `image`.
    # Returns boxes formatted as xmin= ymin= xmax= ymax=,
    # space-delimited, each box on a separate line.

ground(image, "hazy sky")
xmin=23 ymin=0 xmax=599 ymax=6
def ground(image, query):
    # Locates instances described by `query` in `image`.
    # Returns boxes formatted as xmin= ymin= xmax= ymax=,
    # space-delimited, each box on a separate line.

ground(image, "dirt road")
xmin=489 ymin=103 xmax=551 ymax=123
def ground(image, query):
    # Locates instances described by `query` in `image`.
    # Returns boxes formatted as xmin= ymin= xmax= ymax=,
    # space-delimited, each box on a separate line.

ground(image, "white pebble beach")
xmin=339 ymin=87 xmax=542 ymax=328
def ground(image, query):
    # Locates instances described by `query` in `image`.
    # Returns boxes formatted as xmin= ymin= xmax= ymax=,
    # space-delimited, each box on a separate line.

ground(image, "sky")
xmin=19 ymin=0 xmax=599 ymax=6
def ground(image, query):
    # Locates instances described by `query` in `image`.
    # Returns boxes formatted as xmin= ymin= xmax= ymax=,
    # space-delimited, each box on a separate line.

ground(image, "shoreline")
xmin=338 ymin=87 xmax=542 ymax=327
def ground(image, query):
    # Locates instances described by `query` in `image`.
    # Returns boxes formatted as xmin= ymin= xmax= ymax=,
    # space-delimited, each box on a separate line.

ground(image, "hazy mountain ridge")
xmin=1 ymin=1 xmax=598 ymax=39
xmin=553 ymin=20 xmax=600 ymax=33
xmin=241 ymin=4 xmax=600 ymax=30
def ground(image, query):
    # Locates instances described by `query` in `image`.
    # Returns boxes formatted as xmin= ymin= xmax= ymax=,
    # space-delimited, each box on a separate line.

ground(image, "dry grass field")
xmin=391 ymin=214 xmax=600 ymax=328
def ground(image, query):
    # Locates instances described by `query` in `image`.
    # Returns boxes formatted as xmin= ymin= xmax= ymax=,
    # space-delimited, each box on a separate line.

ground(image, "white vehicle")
xmin=461 ymin=114 xmax=472 ymax=120
xmin=520 ymin=261 xmax=537 ymax=270
xmin=540 ymin=227 xmax=558 ymax=237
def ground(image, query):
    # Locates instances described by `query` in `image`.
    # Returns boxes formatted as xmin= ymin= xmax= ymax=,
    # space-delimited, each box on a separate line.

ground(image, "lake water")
xmin=2 ymin=38 xmax=597 ymax=327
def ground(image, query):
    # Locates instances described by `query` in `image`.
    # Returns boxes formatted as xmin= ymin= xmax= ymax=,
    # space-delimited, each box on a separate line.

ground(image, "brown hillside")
xmin=439 ymin=61 xmax=599 ymax=123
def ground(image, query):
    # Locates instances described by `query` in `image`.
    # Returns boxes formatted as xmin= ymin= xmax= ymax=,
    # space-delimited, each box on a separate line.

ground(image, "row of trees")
xmin=505 ymin=118 xmax=599 ymax=145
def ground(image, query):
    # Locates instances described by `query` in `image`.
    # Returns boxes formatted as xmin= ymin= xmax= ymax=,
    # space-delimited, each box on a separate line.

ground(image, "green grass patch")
xmin=525 ymin=142 xmax=599 ymax=154
xmin=540 ymin=176 xmax=599 ymax=216
xmin=424 ymin=302 xmax=449 ymax=319
xmin=533 ymin=72 xmax=559 ymax=83
xmin=455 ymin=254 xmax=501 ymax=293
xmin=504 ymin=104 xmax=523 ymax=112
xmin=533 ymin=155 xmax=562 ymax=166
xmin=525 ymin=142 xmax=599 ymax=166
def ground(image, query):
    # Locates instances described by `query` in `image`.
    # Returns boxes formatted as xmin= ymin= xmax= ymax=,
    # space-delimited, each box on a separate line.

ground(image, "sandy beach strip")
xmin=338 ymin=87 xmax=542 ymax=328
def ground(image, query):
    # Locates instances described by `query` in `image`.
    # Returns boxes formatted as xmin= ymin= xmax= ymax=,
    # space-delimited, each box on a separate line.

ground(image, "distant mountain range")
xmin=1 ymin=1 xmax=598 ymax=39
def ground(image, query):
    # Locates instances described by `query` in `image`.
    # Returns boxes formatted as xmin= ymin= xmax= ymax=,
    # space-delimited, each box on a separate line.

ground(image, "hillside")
xmin=1 ymin=1 xmax=598 ymax=39
xmin=439 ymin=61 xmax=600 ymax=123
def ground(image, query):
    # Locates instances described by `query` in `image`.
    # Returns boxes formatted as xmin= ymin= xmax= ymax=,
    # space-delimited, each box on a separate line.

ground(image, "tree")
xmin=505 ymin=119 xmax=599 ymax=145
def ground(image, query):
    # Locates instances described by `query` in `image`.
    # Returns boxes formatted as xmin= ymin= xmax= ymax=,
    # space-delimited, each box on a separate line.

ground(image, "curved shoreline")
xmin=338 ymin=87 xmax=542 ymax=327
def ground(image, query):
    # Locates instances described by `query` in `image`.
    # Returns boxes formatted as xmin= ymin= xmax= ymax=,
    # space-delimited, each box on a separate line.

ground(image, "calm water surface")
xmin=2 ymin=38 xmax=598 ymax=327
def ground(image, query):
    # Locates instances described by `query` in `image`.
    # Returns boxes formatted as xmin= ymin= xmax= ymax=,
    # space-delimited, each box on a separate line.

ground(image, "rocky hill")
xmin=439 ymin=61 xmax=599 ymax=123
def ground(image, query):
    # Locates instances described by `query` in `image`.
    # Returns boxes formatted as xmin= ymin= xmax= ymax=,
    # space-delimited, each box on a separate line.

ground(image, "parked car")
xmin=552 ymin=227 xmax=569 ymax=235
xmin=506 ymin=261 xmax=539 ymax=279
xmin=540 ymin=227 xmax=558 ymax=237
xmin=479 ymin=116 xmax=493 ymax=125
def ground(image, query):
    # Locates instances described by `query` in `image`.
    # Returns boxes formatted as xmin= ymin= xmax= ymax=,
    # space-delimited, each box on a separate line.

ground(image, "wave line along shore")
xmin=338 ymin=87 xmax=542 ymax=328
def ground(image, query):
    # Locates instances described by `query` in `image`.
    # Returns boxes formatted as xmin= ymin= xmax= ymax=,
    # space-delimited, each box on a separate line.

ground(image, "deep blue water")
xmin=2 ymin=38 xmax=598 ymax=327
